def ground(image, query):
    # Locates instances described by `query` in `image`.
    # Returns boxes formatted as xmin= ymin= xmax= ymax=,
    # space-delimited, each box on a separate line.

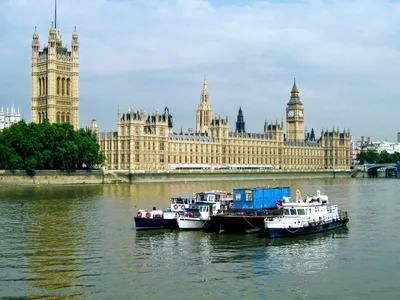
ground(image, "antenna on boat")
xmin=296 ymin=190 xmax=302 ymax=203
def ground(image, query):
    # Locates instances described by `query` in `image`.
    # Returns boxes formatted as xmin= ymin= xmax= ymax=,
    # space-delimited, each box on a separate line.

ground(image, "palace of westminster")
xmin=28 ymin=17 xmax=352 ymax=172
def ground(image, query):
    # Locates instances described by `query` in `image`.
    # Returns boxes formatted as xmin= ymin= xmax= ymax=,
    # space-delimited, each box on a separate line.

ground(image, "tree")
xmin=0 ymin=121 xmax=105 ymax=171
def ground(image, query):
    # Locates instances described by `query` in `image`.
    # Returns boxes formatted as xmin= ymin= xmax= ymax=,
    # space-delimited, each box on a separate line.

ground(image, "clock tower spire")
xmin=286 ymin=78 xmax=305 ymax=141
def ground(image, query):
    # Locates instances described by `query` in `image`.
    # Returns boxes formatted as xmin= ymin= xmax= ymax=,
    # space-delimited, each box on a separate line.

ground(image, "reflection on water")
xmin=133 ymin=227 xmax=350 ymax=277
xmin=0 ymin=185 xmax=103 ymax=297
xmin=1 ymin=179 xmax=399 ymax=299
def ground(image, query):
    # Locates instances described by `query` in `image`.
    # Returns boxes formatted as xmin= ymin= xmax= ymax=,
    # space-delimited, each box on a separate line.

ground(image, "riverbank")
xmin=0 ymin=169 xmax=352 ymax=186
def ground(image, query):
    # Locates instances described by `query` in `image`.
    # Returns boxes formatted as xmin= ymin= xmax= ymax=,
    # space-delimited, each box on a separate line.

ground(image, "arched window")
xmin=57 ymin=77 xmax=61 ymax=95
xmin=66 ymin=78 xmax=70 ymax=96
xmin=38 ymin=112 xmax=42 ymax=123
xmin=66 ymin=112 xmax=70 ymax=123
xmin=45 ymin=76 xmax=48 ymax=95
xmin=42 ymin=77 xmax=45 ymax=96
xmin=62 ymin=78 xmax=65 ymax=95
xmin=38 ymin=78 xmax=42 ymax=96
xmin=56 ymin=112 xmax=61 ymax=123
xmin=61 ymin=112 xmax=65 ymax=122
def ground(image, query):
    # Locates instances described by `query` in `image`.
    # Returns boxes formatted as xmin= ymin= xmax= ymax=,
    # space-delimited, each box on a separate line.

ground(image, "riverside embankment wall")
xmin=127 ymin=169 xmax=351 ymax=183
xmin=0 ymin=169 xmax=352 ymax=186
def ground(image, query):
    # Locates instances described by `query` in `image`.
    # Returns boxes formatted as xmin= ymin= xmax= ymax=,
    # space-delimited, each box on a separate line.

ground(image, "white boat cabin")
xmin=272 ymin=190 xmax=340 ymax=225
xmin=181 ymin=201 xmax=219 ymax=219
xmin=170 ymin=196 xmax=196 ymax=211
xmin=195 ymin=191 xmax=233 ymax=212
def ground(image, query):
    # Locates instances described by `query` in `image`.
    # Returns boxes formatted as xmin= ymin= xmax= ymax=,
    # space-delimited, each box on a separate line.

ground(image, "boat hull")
xmin=177 ymin=218 xmax=210 ymax=230
xmin=209 ymin=215 xmax=266 ymax=234
xmin=134 ymin=217 xmax=178 ymax=230
xmin=266 ymin=218 xmax=349 ymax=238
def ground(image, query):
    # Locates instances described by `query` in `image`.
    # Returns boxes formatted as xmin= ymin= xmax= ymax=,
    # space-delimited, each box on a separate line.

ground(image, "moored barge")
xmin=210 ymin=186 xmax=290 ymax=234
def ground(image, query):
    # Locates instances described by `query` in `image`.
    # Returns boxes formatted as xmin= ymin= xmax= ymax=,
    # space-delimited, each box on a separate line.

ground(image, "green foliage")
xmin=356 ymin=150 xmax=400 ymax=164
xmin=0 ymin=120 xmax=105 ymax=171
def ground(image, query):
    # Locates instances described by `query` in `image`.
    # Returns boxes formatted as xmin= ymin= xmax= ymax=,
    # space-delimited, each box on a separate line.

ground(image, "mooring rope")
xmin=242 ymin=216 xmax=261 ymax=229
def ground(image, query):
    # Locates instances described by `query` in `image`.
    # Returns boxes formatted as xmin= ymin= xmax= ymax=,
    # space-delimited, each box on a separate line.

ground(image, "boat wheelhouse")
xmin=195 ymin=190 xmax=233 ymax=212
xmin=176 ymin=201 xmax=218 ymax=230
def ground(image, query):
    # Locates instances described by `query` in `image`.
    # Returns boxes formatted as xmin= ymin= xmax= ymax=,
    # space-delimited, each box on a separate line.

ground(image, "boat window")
xmin=284 ymin=209 xmax=290 ymax=215
xmin=197 ymin=193 xmax=205 ymax=202
xmin=290 ymin=209 xmax=297 ymax=215
xmin=208 ymin=195 xmax=215 ymax=202
xmin=309 ymin=208 xmax=312 ymax=213
xmin=245 ymin=192 xmax=252 ymax=202
xmin=234 ymin=193 xmax=241 ymax=201
xmin=297 ymin=208 xmax=305 ymax=215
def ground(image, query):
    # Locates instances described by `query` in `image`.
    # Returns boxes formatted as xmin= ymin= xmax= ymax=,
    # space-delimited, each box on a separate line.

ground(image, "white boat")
xmin=176 ymin=190 xmax=233 ymax=230
xmin=264 ymin=190 xmax=349 ymax=238
xmin=176 ymin=201 xmax=217 ymax=230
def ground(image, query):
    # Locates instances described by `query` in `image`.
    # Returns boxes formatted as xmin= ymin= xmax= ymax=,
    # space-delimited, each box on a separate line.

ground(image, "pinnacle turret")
xmin=235 ymin=106 xmax=245 ymax=133
xmin=288 ymin=78 xmax=302 ymax=105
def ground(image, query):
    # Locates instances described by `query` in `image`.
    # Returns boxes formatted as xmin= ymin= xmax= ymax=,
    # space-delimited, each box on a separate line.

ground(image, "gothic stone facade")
xmin=31 ymin=23 xmax=79 ymax=129
xmin=98 ymin=78 xmax=352 ymax=171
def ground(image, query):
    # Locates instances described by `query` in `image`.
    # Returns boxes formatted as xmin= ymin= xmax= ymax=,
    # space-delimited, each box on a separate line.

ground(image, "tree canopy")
xmin=0 ymin=120 xmax=105 ymax=171
xmin=357 ymin=150 xmax=400 ymax=165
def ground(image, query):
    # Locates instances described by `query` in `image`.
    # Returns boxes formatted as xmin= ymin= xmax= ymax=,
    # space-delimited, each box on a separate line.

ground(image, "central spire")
xmin=200 ymin=74 xmax=209 ymax=104
xmin=202 ymin=74 xmax=208 ymax=92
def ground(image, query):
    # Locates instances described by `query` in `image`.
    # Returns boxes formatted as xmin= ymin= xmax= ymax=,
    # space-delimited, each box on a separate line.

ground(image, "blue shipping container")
xmin=233 ymin=186 xmax=290 ymax=210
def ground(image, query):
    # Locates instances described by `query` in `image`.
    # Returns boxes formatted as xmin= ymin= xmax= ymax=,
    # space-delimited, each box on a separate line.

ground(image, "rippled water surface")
xmin=1 ymin=178 xmax=399 ymax=299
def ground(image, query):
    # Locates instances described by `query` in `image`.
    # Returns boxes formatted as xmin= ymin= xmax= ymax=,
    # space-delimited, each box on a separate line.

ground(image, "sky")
xmin=0 ymin=0 xmax=399 ymax=142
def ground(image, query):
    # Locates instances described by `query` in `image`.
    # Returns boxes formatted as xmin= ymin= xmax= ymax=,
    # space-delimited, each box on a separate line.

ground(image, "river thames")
xmin=0 ymin=178 xmax=399 ymax=299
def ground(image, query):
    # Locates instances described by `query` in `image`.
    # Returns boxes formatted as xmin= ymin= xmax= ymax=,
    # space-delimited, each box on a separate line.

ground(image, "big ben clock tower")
xmin=286 ymin=78 xmax=304 ymax=141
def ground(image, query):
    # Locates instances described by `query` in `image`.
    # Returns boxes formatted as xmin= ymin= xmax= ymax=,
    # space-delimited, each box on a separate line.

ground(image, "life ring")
xmin=145 ymin=212 xmax=151 ymax=218
xmin=175 ymin=212 xmax=180 ymax=218
xmin=181 ymin=205 xmax=185 ymax=210
xmin=174 ymin=204 xmax=178 ymax=210
xmin=188 ymin=212 xmax=193 ymax=218
xmin=136 ymin=211 xmax=142 ymax=218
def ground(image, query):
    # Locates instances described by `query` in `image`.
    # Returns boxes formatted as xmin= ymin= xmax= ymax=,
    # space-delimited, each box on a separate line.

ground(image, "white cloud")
xmin=0 ymin=0 xmax=399 ymax=141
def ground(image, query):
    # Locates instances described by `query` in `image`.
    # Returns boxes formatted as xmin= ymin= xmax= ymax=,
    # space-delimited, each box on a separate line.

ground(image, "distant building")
xmin=353 ymin=136 xmax=400 ymax=157
xmin=97 ymin=78 xmax=352 ymax=171
xmin=0 ymin=106 xmax=21 ymax=131
xmin=397 ymin=132 xmax=400 ymax=143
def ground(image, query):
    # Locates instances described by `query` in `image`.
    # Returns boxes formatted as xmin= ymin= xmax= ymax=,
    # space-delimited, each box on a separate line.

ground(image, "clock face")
xmin=288 ymin=110 xmax=294 ymax=117
xmin=299 ymin=110 xmax=303 ymax=117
